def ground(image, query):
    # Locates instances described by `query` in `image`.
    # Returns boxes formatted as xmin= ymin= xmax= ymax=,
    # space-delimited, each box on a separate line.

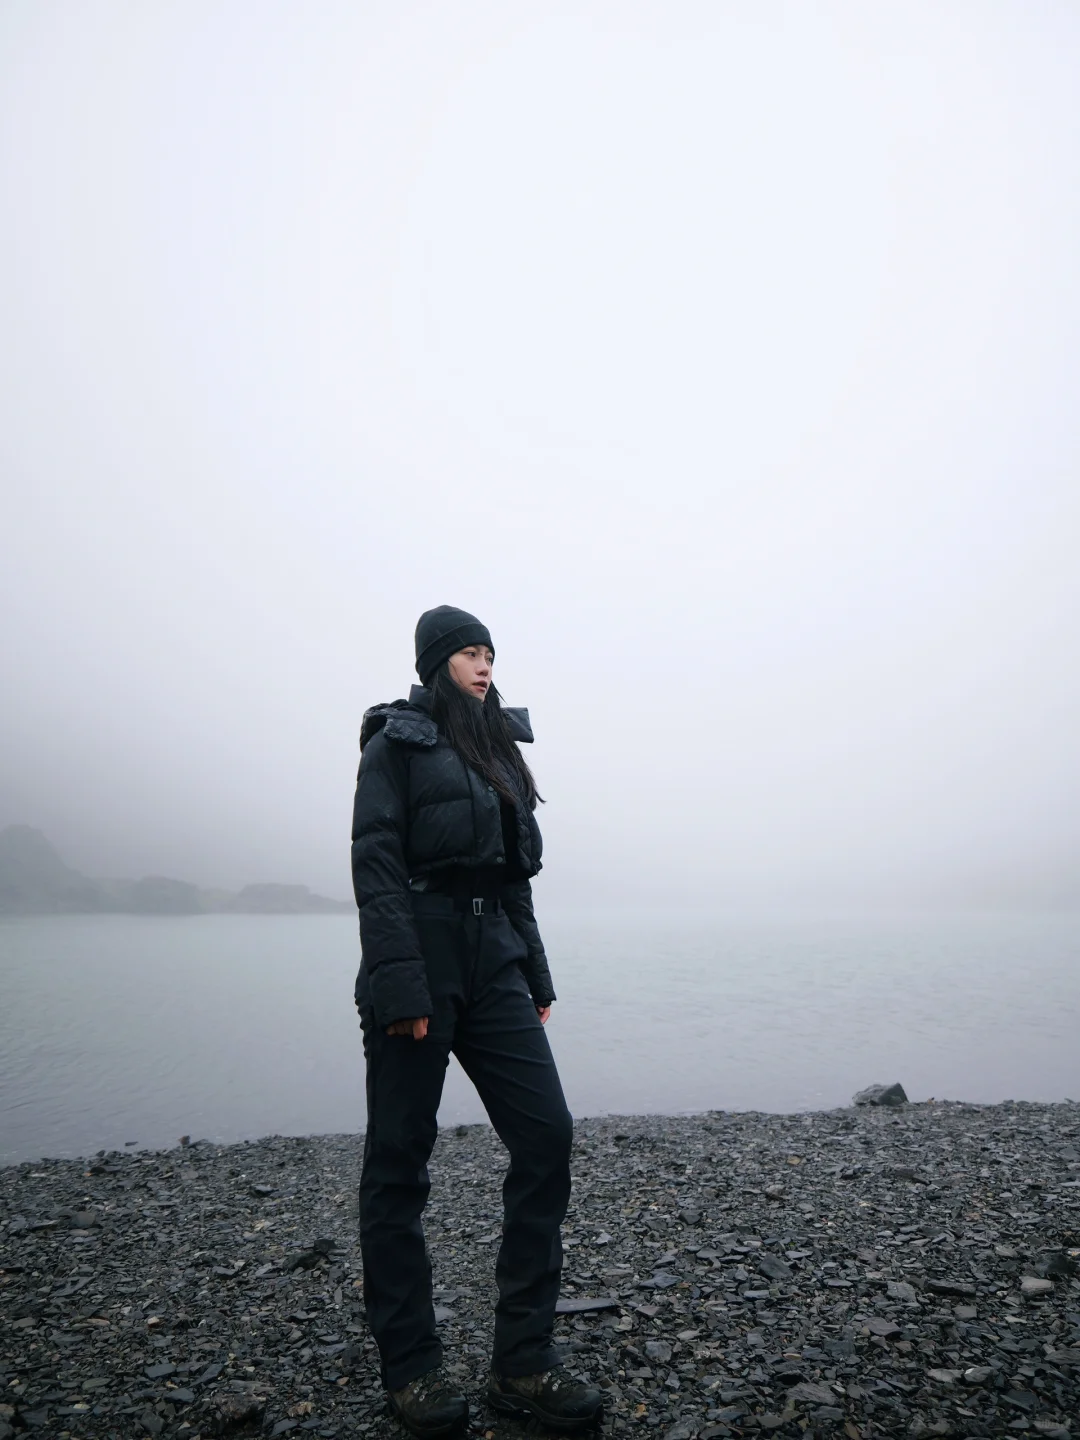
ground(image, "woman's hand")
xmin=536 ymin=1006 xmax=551 ymax=1025
xmin=385 ymin=1017 xmax=429 ymax=1039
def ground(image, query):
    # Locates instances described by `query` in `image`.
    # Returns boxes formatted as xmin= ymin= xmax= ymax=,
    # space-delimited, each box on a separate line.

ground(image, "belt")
xmin=410 ymin=871 xmax=504 ymax=915
xmin=409 ymin=890 xmax=504 ymax=917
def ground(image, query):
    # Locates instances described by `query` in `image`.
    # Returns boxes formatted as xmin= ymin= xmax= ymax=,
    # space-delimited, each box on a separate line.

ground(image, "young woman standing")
xmin=351 ymin=606 xmax=603 ymax=1437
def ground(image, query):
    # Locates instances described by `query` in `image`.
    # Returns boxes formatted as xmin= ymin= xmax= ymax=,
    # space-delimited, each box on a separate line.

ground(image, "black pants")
xmin=356 ymin=893 xmax=573 ymax=1391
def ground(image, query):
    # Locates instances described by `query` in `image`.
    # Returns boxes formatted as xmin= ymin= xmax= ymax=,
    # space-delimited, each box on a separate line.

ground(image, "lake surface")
xmin=1 ymin=909 xmax=1078 ymax=1164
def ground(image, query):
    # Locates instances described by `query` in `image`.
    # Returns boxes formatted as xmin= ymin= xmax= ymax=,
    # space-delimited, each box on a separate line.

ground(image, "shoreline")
xmin=8 ymin=1095 xmax=1080 ymax=1173
xmin=1 ymin=1101 xmax=1077 ymax=1438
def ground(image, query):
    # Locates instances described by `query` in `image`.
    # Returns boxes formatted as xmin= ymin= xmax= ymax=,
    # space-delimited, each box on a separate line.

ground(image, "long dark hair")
xmin=429 ymin=664 xmax=543 ymax=810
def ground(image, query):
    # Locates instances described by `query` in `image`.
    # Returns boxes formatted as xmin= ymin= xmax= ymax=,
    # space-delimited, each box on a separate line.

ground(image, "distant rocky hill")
xmin=0 ymin=826 xmax=352 ymax=915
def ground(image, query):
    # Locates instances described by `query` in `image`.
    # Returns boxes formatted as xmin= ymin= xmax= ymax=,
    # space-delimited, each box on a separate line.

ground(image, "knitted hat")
xmin=414 ymin=606 xmax=494 ymax=686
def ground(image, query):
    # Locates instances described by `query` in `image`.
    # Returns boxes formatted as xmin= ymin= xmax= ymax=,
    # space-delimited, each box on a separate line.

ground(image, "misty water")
xmin=1 ymin=910 xmax=1078 ymax=1165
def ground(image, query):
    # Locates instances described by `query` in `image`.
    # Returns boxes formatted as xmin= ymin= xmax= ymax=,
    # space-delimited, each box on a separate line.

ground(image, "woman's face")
xmin=448 ymin=644 xmax=494 ymax=700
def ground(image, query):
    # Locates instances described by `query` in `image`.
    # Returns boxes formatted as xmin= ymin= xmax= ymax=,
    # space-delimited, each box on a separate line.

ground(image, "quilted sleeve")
xmin=350 ymin=733 xmax=432 ymax=1026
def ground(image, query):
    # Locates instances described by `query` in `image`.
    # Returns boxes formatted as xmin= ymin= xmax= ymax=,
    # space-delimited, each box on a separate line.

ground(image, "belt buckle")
xmin=472 ymin=897 xmax=484 ymax=916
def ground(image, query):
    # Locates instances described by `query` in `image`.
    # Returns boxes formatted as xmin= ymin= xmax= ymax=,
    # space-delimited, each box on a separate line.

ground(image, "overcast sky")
xmin=1 ymin=1 xmax=1078 ymax=908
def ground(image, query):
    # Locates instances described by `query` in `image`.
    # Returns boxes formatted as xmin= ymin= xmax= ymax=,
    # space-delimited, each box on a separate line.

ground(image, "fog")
xmin=1 ymin=1 xmax=1078 ymax=910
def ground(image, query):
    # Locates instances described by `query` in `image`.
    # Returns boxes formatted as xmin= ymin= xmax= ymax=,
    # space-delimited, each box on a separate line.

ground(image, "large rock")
xmin=853 ymin=1082 xmax=908 ymax=1106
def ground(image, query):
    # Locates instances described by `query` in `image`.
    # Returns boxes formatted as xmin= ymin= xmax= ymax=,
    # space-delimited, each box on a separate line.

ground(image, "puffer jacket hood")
xmin=359 ymin=684 xmax=534 ymax=751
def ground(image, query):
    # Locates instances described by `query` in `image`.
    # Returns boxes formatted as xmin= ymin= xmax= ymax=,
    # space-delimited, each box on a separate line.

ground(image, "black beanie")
xmin=414 ymin=606 xmax=494 ymax=686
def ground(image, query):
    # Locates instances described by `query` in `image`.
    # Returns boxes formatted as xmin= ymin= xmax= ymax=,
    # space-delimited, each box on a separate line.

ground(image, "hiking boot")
xmin=387 ymin=1367 xmax=469 ymax=1438
xmin=487 ymin=1366 xmax=605 ymax=1430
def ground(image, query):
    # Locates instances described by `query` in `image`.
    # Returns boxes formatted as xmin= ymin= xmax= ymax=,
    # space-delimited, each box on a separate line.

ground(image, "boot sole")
xmin=387 ymin=1396 xmax=470 ymax=1438
xmin=487 ymin=1387 xmax=604 ymax=1432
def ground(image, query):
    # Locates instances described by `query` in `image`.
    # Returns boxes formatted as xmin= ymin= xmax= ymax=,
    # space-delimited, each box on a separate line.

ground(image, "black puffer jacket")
xmin=350 ymin=685 xmax=555 ymax=1025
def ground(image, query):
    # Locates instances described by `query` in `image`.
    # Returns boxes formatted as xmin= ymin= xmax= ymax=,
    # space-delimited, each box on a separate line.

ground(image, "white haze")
xmin=1 ymin=1 xmax=1078 ymax=910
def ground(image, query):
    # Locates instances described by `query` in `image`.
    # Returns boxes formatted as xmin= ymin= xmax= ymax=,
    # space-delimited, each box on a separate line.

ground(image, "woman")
xmin=351 ymin=606 xmax=604 ymax=1437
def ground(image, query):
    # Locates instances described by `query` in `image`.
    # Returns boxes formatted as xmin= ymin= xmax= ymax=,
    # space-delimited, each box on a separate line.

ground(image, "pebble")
xmin=1 ymin=1100 xmax=1079 ymax=1437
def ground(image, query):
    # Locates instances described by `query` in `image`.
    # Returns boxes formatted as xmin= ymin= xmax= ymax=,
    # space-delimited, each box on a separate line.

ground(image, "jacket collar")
xmin=408 ymin=685 xmax=534 ymax=743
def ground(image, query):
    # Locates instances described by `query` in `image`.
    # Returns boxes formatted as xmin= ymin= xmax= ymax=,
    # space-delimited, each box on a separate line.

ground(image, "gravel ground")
xmin=2 ymin=1101 xmax=1078 ymax=1440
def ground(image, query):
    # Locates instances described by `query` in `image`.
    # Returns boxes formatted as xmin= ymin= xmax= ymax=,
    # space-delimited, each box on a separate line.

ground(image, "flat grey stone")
xmin=663 ymin=1419 xmax=695 ymax=1440
xmin=786 ymin=1381 xmax=837 ymax=1406
xmin=1020 ymin=1276 xmax=1054 ymax=1297
xmin=758 ymin=1254 xmax=792 ymax=1281
xmin=554 ymin=1295 xmax=619 ymax=1313
xmin=926 ymin=1278 xmax=976 ymax=1297
xmin=640 ymin=1270 xmax=679 ymax=1289
xmin=1003 ymin=1389 xmax=1038 ymax=1412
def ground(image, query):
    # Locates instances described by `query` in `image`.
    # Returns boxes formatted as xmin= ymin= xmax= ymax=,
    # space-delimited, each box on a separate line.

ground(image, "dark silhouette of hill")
xmin=0 ymin=826 xmax=351 ymax=915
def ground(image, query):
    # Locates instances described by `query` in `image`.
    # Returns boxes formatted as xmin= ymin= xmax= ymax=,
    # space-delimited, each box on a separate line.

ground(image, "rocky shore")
xmin=1 ymin=1101 xmax=1078 ymax=1440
